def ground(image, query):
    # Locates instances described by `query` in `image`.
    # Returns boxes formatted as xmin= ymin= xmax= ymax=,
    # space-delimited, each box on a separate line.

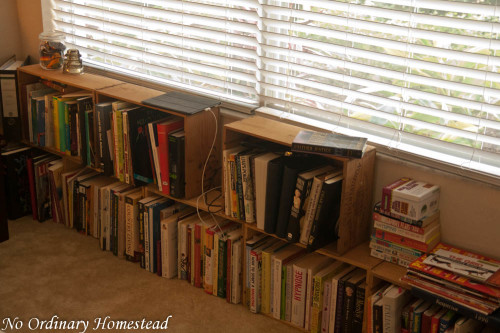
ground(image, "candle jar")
xmin=39 ymin=31 xmax=66 ymax=70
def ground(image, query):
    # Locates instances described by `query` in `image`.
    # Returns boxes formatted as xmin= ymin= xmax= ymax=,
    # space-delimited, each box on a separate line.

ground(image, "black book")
xmin=341 ymin=270 xmax=366 ymax=333
xmin=66 ymin=101 xmax=79 ymax=156
xmin=352 ymin=281 xmax=367 ymax=333
xmin=286 ymin=165 xmax=335 ymax=243
xmin=168 ymin=129 xmax=185 ymax=198
xmin=126 ymin=107 xmax=168 ymax=184
xmin=142 ymin=91 xmax=220 ymax=115
xmin=77 ymin=96 xmax=93 ymax=166
xmin=274 ymin=157 xmax=321 ymax=238
xmin=373 ymin=298 xmax=383 ymax=333
xmin=263 ymin=156 xmax=284 ymax=234
xmin=34 ymin=155 xmax=60 ymax=222
xmin=95 ymin=102 xmax=113 ymax=175
xmin=307 ymin=174 xmax=343 ymax=251
xmin=1 ymin=146 xmax=31 ymax=219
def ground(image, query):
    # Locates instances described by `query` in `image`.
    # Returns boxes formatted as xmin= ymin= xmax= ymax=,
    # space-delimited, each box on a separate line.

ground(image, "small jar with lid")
xmin=39 ymin=31 xmax=66 ymax=70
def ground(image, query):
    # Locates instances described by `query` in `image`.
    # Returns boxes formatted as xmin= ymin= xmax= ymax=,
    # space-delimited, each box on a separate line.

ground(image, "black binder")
xmin=0 ymin=55 xmax=30 ymax=142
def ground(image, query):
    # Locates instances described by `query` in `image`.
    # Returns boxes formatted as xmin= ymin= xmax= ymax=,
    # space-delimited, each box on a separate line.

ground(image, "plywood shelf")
xmin=371 ymin=261 xmax=409 ymax=289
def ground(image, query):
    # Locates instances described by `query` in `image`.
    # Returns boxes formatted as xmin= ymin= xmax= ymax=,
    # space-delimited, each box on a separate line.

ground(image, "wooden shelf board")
xmin=24 ymin=141 xmax=83 ymax=164
xmin=96 ymin=84 xmax=188 ymax=119
xmin=317 ymin=241 xmax=382 ymax=270
xmin=19 ymin=64 xmax=122 ymax=91
xmin=224 ymin=116 xmax=375 ymax=158
xmin=371 ymin=261 xmax=409 ymax=289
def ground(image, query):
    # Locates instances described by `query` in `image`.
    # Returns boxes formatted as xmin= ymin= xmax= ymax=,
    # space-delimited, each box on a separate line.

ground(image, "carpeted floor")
xmin=0 ymin=216 xmax=299 ymax=333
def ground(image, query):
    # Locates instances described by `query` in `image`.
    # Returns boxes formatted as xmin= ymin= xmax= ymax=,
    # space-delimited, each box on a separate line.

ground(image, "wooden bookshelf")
xmin=371 ymin=261 xmax=409 ymax=289
xmin=224 ymin=116 xmax=376 ymax=255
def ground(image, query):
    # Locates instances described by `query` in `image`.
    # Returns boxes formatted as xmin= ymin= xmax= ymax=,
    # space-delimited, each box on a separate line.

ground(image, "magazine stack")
xmin=402 ymin=243 xmax=500 ymax=331
xmin=370 ymin=178 xmax=441 ymax=267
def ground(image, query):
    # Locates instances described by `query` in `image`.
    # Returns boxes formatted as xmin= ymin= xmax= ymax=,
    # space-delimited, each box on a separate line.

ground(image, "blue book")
xmin=148 ymin=198 xmax=174 ymax=273
xmin=35 ymin=97 xmax=45 ymax=146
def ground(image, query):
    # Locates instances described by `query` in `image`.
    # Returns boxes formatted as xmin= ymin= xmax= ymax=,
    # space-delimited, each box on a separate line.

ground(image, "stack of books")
xmin=370 ymin=178 xmax=441 ymax=267
xmin=401 ymin=243 xmax=500 ymax=331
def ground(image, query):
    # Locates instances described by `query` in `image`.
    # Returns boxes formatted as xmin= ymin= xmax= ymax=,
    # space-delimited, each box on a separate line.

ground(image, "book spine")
xmin=370 ymin=248 xmax=414 ymax=268
xmin=286 ymin=176 xmax=310 ymax=242
xmin=374 ymin=220 xmax=438 ymax=242
xmin=204 ymin=230 xmax=214 ymax=294
xmin=373 ymin=229 xmax=435 ymax=252
xmin=240 ymin=154 xmax=255 ymax=223
xmin=310 ymin=275 xmax=322 ymax=333
xmin=144 ymin=207 xmax=150 ymax=270
xmin=370 ymin=238 xmax=424 ymax=258
xmin=194 ymin=224 xmax=202 ymax=288
xmin=272 ymin=259 xmax=281 ymax=319
xmin=292 ymin=142 xmax=364 ymax=158
xmin=122 ymin=112 xmax=130 ymax=184
xmin=229 ymin=153 xmax=239 ymax=219
xmin=352 ymin=284 xmax=366 ymax=333
xmin=334 ymin=277 xmax=346 ymax=333
xmin=58 ymin=100 xmax=66 ymax=152
xmin=226 ymin=239 xmax=232 ymax=303
xmin=217 ymin=237 xmax=227 ymax=298
xmin=291 ymin=266 xmax=306 ymax=327
xmin=231 ymin=241 xmax=242 ymax=304
xmin=370 ymin=246 xmax=420 ymax=264
xmin=125 ymin=197 xmax=134 ymax=258
xmin=157 ymin=123 xmax=170 ymax=195
xmin=299 ymin=177 xmax=322 ymax=245
xmin=235 ymin=153 xmax=245 ymax=221
xmin=373 ymin=302 xmax=383 ymax=333
xmin=373 ymin=212 xmax=429 ymax=235
xmin=321 ymin=281 xmax=331 ymax=333
xmin=249 ymin=250 xmax=258 ymax=313
xmin=212 ymin=232 xmax=219 ymax=295
xmin=261 ymin=250 xmax=272 ymax=314
xmin=223 ymin=150 xmax=231 ymax=216
xmin=64 ymin=103 xmax=71 ymax=156
xmin=284 ymin=264 xmax=292 ymax=321
xmin=341 ymin=280 xmax=357 ymax=333
xmin=169 ymin=133 xmax=185 ymax=198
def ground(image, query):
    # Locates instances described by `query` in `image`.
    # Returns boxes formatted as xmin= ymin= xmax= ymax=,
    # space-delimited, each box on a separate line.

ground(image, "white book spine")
xmin=178 ymin=222 xmax=186 ymax=280
xmin=240 ymin=155 xmax=255 ymax=223
xmin=299 ymin=177 xmax=323 ymax=245
xmin=291 ymin=265 xmax=307 ymax=327
xmin=328 ymin=278 xmax=340 ymax=333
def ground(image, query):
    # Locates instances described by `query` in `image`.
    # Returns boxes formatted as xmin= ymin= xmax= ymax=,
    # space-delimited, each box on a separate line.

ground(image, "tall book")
xmin=274 ymin=156 xmax=321 ymax=238
xmin=95 ymin=102 xmax=113 ymax=175
xmin=307 ymin=174 xmax=343 ymax=251
xmin=299 ymin=168 xmax=342 ymax=245
xmin=381 ymin=284 xmax=412 ymax=333
xmin=286 ymin=165 xmax=333 ymax=243
xmin=254 ymin=152 xmax=280 ymax=230
xmin=156 ymin=117 xmax=183 ymax=194
xmin=168 ymin=129 xmax=185 ymax=198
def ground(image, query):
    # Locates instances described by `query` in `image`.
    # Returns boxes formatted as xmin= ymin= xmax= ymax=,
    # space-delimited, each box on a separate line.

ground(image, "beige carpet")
xmin=0 ymin=216 xmax=299 ymax=333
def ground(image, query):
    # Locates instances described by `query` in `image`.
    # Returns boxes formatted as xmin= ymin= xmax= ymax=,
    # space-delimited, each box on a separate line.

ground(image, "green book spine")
xmin=58 ymin=99 xmax=66 ymax=152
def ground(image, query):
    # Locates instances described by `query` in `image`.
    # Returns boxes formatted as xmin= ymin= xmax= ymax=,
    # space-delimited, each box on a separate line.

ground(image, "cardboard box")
xmin=390 ymin=180 xmax=440 ymax=221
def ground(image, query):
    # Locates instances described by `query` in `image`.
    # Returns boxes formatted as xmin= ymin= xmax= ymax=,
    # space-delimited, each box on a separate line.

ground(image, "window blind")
xmin=46 ymin=0 xmax=500 ymax=177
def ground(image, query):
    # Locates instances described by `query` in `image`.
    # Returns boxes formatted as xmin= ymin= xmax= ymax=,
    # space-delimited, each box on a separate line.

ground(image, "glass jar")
xmin=39 ymin=31 xmax=66 ymax=70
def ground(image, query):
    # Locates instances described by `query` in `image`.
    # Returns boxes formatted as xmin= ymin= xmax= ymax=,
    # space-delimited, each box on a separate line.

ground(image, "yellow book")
xmin=310 ymin=261 xmax=349 ymax=333
xmin=261 ymin=241 xmax=288 ymax=314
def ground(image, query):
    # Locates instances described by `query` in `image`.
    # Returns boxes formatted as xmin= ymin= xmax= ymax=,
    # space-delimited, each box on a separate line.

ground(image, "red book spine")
xmin=381 ymin=178 xmax=411 ymax=212
xmin=157 ymin=120 xmax=183 ymax=195
xmin=27 ymin=157 xmax=37 ymax=220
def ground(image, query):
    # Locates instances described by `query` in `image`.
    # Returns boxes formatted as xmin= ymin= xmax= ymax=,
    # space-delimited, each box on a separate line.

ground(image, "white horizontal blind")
xmin=260 ymin=0 xmax=500 ymax=177
xmin=46 ymin=0 xmax=500 ymax=177
xmin=51 ymin=0 xmax=261 ymax=104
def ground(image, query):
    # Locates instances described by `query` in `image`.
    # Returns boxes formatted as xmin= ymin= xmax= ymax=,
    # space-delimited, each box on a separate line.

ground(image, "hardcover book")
xmin=291 ymin=130 xmax=367 ymax=158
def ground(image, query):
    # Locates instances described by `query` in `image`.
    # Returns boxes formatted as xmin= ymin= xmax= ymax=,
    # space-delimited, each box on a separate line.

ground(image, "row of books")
xmin=370 ymin=178 xmax=442 ymax=267
xmin=223 ymin=146 xmax=343 ymax=250
xmin=1 ymin=145 xmax=61 ymax=222
xmin=23 ymin=81 xmax=187 ymax=198
xmin=401 ymin=242 xmax=500 ymax=331
xmin=368 ymin=282 xmax=497 ymax=333
xmin=3 ymin=145 xmax=244 ymax=303
xmin=245 ymin=235 xmax=367 ymax=333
